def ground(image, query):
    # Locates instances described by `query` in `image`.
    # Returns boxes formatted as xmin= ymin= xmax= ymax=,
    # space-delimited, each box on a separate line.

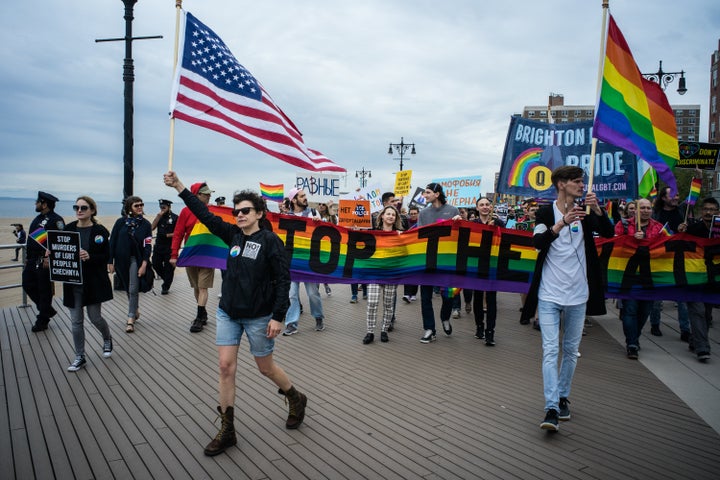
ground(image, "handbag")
xmin=139 ymin=263 xmax=155 ymax=293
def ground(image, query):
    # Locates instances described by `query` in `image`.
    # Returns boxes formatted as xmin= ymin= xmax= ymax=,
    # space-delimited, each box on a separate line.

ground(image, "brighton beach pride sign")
xmin=497 ymin=117 xmax=638 ymax=199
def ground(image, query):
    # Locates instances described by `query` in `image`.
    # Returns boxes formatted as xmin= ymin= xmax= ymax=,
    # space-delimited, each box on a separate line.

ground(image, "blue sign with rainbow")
xmin=497 ymin=117 xmax=638 ymax=200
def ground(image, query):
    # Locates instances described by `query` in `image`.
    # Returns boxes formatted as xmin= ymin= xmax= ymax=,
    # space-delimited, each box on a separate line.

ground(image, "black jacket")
xmin=62 ymin=221 xmax=113 ymax=307
xmin=108 ymin=215 xmax=153 ymax=292
xmin=27 ymin=211 xmax=65 ymax=260
xmin=179 ymin=189 xmax=290 ymax=321
xmin=521 ymin=203 xmax=614 ymax=323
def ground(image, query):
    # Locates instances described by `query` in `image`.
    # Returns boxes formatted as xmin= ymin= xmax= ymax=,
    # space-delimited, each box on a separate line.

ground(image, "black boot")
xmin=198 ymin=305 xmax=208 ymax=325
xmin=282 ymin=386 xmax=307 ymax=429
xmin=204 ymin=406 xmax=237 ymax=456
xmin=474 ymin=322 xmax=484 ymax=339
xmin=485 ymin=330 xmax=495 ymax=346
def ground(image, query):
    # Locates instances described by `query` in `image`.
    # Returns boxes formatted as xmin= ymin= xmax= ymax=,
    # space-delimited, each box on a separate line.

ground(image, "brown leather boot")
xmin=282 ymin=386 xmax=307 ymax=429
xmin=204 ymin=406 xmax=237 ymax=456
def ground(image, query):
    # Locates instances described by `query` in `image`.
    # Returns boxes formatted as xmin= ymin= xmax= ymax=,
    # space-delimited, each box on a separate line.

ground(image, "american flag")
xmin=170 ymin=12 xmax=345 ymax=173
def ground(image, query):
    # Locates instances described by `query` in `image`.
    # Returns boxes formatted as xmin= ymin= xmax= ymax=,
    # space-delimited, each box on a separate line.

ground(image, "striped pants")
xmin=366 ymin=283 xmax=397 ymax=333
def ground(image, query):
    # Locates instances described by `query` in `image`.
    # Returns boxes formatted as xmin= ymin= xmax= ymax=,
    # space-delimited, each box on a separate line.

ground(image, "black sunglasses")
xmin=72 ymin=205 xmax=90 ymax=212
xmin=132 ymin=203 xmax=144 ymax=208
xmin=233 ymin=207 xmax=256 ymax=216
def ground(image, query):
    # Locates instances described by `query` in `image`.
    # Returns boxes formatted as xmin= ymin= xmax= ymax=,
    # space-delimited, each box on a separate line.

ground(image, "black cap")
xmin=37 ymin=191 xmax=59 ymax=203
xmin=159 ymin=199 xmax=173 ymax=207
xmin=215 ymin=196 xmax=226 ymax=203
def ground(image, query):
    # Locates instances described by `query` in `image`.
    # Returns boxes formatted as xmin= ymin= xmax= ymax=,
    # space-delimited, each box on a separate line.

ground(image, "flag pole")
xmin=168 ymin=0 xmax=183 ymax=170
xmin=587 ymin=0 xmax=610 ymax=211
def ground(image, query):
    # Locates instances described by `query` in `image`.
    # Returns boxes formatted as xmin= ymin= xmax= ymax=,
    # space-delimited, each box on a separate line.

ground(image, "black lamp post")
xmin=355 ymin=168 xmax=372 ymax=188
xmin=96 ymin=0 xmax=162 ymax=201
xmin=388 ymin=137 xmax=416 ymax=171
xmin=641 ymin=60 xmax=687 ymax=95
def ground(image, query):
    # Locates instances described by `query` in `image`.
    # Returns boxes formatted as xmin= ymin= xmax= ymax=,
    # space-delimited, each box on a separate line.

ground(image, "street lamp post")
xmin=388 ymin=137 xmax=416 ymax=171
xmin=641 ymin=60 xmax=687 ymax=95
xmin=355 ymin=168 xmax=372 ymax=188
xmin=96 ymin=0 xmax=162 ymax=201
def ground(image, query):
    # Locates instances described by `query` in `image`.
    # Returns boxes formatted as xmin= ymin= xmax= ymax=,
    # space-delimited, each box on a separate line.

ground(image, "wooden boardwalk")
xmin=2 ymin=271 xmax=720 ymax=479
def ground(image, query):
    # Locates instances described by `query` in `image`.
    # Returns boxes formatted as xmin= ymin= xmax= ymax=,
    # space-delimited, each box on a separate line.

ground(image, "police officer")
xmin=214 ymin=196 xmax=226 ymax=206
xmin=23 ymin=191 xmax=65 ymax=332
xmin=151 ymin=199 xmax=178 ymax=295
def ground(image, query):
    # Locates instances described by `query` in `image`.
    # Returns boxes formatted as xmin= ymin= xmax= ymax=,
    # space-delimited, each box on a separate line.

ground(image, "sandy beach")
xmin=0 ymin=214 xmax=118 ymax=308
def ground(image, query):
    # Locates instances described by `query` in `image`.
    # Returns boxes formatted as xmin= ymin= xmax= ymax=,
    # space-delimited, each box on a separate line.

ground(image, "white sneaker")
xmin=420 ymin=330 xmax=436 ymax=343
xmin=452 ymin=308 xmax=460 ymax=319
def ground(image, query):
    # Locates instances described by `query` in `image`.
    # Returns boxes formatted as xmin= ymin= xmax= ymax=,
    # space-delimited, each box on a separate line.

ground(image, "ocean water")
xmin=0 ymin=197 xmax=129 ymax=221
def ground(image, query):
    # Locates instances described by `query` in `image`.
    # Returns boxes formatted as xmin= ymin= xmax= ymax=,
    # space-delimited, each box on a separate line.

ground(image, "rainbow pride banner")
xmin=177 ymin=212 xmax=720 ymax=302
xmin=260 ymin=182 xmax=284 ymax=203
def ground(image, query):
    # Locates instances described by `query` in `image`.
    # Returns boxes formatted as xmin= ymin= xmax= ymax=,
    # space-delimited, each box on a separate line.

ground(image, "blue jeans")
xmin=650 ymin=301 xmax=689 ymax=333
xmin=538 ymin=300 xmax=586 ymax=411
xmin=420 ymin=285 xmax=453 ymax=332
xmin=285 ymin=282 xmax=323 ymax=325
xmin=622 ymin=300 xmax=653 ymax=348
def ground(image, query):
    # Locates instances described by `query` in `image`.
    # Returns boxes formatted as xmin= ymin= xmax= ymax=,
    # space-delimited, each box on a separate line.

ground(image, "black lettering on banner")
xmin=703 ymin=243 xmax=720 ymax=287
xmin=309 ymin=226 xmax=341 ymax=274
xmin=454 ymin=227 xmax=489 ymax=276
xmin=278 ymin=218 xmax=307 ymax=254
xmin=665 ymin=239 xmax=695 ymax=286
xmin=497 ymin=232 xmax=533 ymax=283
xmin=343 ymin=231 xmax=376 ymax=277
xmin=418 ymin=225 xmax=453 ymax=272
xmin=620 ymin=246 xmax=654 ymax=290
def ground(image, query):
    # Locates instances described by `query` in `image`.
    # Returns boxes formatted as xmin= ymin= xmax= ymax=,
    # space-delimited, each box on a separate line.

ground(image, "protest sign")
xmin=48 ymin=230 xmax=82 ymax=284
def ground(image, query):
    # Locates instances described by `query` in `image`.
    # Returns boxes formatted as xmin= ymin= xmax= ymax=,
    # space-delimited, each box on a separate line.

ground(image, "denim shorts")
xmin=215 ymin=307 xmax=274 ymax=357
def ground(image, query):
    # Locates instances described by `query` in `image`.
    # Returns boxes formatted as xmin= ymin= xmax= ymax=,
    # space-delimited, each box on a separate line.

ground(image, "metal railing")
xmin=0 ymin=243 xmax=28 ymax=306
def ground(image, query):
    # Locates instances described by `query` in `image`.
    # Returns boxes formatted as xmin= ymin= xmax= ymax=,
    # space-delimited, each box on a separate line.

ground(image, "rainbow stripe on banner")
xmin=30 ymin=227 xmax=48 ymax=247
xmin=176 ymin=205 xmax=235 ymax=270
xmin=260 ymin=183 xmax=284 ymax=203
xmin=177 ymin=211 xmax=720 ymax=302
xmin=687 ymin=177 xmax=702 ymax=206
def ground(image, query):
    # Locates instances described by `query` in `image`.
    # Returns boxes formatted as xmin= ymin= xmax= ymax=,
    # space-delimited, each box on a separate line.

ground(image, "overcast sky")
xmin=2 ymin=0 xmax=718 ymax=206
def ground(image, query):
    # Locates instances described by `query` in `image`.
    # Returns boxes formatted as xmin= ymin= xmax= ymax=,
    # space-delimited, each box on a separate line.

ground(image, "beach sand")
xmin=0 ymin=215 xmax=118 ymax=308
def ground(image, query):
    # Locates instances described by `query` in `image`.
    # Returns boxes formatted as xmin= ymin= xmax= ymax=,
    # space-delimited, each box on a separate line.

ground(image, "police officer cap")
xmin=37 ymin=191 xmax=59 ymax=203
xmin=159 ymin=199 xmax=173 ymax=207
xmin=215 ymin=196 xmax=226 ymax=203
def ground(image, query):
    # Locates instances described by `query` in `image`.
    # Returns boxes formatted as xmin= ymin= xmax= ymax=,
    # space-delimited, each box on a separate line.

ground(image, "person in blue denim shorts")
xmin=165 ymin=171 xmax=307 ymax=456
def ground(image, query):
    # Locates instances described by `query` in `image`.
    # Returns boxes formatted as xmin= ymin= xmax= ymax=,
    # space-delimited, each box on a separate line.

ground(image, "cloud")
xmin=1 ymin=0 xmax=717 ymax=204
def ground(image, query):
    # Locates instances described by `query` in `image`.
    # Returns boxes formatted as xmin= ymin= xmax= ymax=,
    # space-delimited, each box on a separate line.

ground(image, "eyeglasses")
xmin=72 ymin=205 xmax=90 ymax=212
xmin=702 ymin=207 xmax=719 ymax=212
xmin=132 ymin=203 xmax=144 ymax=208
xmin=233 ymin=207 xmax=256 ymax=216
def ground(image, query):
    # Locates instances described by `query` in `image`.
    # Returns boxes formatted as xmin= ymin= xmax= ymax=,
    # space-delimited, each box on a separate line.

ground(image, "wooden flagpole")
xmin=587 ymin=0 xmax=610 ymax=211
xmin=168 ymin=0 xmax=183 ymax=170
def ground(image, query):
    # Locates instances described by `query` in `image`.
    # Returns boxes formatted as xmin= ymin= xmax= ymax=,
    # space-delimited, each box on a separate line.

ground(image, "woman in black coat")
xmin=108 ymin=196 xmax=153 ymax=333
xmin=63 ymin=196 xmax=114 ymax=372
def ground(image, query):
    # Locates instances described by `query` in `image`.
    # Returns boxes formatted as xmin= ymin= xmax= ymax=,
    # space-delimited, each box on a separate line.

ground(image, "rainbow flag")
xmin=687 ymin=177 xmax=702 ymax=206
xmin=176 ymin=206 xmax=235 ymax=270
xmin=259 ymin=183 xmax=284 ymax=203
xmin=593 ymin=15 xmax=678 ymax=197
xmin=659 ymin=222 xmax=672 ymax=237
xmin=29 ymin=227 xmax=48 ymax=247
xmin=441 ymin=287 xmax=462 ymax=299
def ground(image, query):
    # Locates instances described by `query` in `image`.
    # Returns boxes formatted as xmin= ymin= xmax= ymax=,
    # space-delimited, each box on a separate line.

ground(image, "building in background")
xmin=521 ymin=94 xmax=701 ymax=142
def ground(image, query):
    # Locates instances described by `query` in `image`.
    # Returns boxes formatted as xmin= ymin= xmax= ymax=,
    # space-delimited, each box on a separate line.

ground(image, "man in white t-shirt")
xmin=520 ymin=166 xmax=614 ymax=432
